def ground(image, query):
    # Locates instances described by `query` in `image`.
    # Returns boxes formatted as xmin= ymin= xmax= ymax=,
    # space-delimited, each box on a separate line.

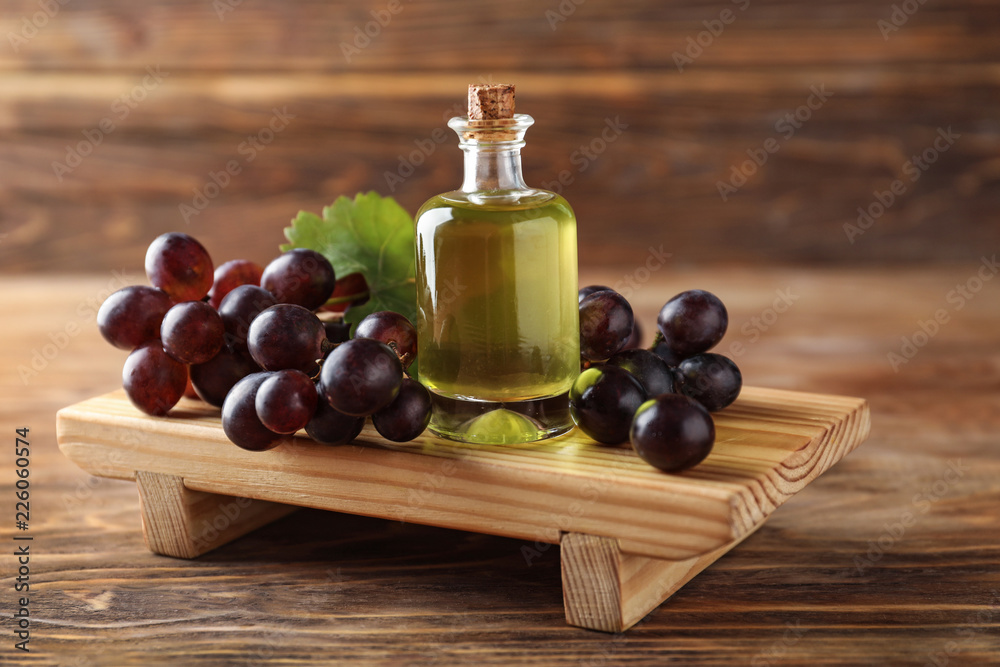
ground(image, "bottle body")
xmin=416 ymin=192 xmax=579 ymax=396
xmin=415 ymin=121 xmax=580 ymax=443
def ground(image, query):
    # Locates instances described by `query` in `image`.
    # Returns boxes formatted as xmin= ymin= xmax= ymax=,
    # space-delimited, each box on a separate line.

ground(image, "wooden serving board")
xmin=57 ymin=386 xmax=870 ymax=632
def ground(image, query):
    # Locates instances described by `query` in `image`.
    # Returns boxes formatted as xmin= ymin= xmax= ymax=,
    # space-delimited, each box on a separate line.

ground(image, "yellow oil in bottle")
xmin=415 ymin=193 xmax=579 ymax=443
xmin=416 ymin=194 xmax=578 ymax=394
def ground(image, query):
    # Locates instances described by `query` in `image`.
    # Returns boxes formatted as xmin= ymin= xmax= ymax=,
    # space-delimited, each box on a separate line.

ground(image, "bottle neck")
xmin=449 ymin=114 xmax=534 ymax=196
xmin=461 ymin=144 xmax=527 ymax=193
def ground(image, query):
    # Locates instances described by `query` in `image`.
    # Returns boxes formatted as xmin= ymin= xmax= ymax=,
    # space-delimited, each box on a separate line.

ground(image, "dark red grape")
xmin=97 ymin=286 xmax=172 ymax=350
xmin=320 ymin=338 xmax=402 ymax=416
xmin=323 ymin=320 xmax=352 ymax=345
xmin=190 ymin=346 xmax=261 ymax=407
xmin=247 ymin=304 xmax=328 ymax=375
xmin=218 ymin=285 xmax=277 ymax=357
xmin=372 ymin=378 xmax=432 ymax=442
xmin=208 ymin=259 xmax=263 ymax=309
xmin=657 ymin=290 xmax=728 ymax=359
xmin=306 ymin=398 xmax=366 ymax=446
xmin=354 ymin=311 xmax=417 ymax=369
xmin=160 ymin=301 xmax=224 ymax=364
xmin=630 ymin=394 xmax=715 ymax=472
xmin=145 ymin=232 xmax=214 ymax=302
xmin=623 ymin=319 xmax=643 ymax=350
xmin=222 ymin=372 xmax=285 ymax=451
xmin=579 ymin=290 xmax=635 ymax=362
xmin=261 ymin=248 xmax=336 ymax=311
xmin=676 ymin=353 xmax=742 ymax=412
xmin=122 ymin=342 xmax=188 ymax=416
xmin=578 ymin=284 xmax=613 ymax=303
xmin=607 ymin=348 xmax=675 ymax=398
xmin=255 ymin=369 xmax=318 ymax=434
xmin=652 ymin=340 xmax=687 ymax=367
xmin=569 ymin=365 xmax=646 ymax=445
xmin=183 ymin=375 xmax=199 ymax=399
xmin=320 ymin=272 xmax=370 ymax=313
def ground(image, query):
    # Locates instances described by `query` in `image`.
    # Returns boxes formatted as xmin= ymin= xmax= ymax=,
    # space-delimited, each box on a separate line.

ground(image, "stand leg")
xmin=561 ymin=531 xmax=754 ymax=632
xmin=136 ymin=471 xmax=296 ymax=558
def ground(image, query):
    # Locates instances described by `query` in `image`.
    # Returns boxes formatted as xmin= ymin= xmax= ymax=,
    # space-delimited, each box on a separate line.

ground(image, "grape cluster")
xmin=572 ymin=286 xmax=742 ymax=473
xmin=98 ymin=232 xmax=431 ymax=451
xmin=99 ymin=232 xmax=743 ymax=467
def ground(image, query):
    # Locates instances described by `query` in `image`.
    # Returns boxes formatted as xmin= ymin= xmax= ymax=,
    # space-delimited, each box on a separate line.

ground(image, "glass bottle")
xmin=414 ymin=85 xmax=579 ymax=444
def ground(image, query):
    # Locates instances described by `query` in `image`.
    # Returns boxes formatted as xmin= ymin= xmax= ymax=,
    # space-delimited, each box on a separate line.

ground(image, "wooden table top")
xmin=3 ymin=266 xmax=998 ymax=665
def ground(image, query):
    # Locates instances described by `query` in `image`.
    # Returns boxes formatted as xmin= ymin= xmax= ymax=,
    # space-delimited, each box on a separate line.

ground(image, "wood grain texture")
xmin=4 ymin=69 xmax=998 ymax=270
xmin=3 ymin=269 xmax=1000 ymax=664
xmin=57 ymin=385 xmax=869 ymax=563
xmin=136 ymin=471 xmax=296 ymax=558
xmin=562 ymin=527 xmax=758 ymax=632
xmin=0 ymin=0 xmax=995 ymax=72
xmin=1 ymin=1 xmax=999 ymax=271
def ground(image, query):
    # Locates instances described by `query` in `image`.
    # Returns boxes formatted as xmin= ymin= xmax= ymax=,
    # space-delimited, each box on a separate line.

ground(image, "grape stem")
xmin=321 ymin=276 xmax=417 ymax=310
xmin=322 ymin=290 xmax=370 ymax=307
xmin=311 ymin=347 xmax=341 ymax=381
xmin=649 ymin=331 xmax=664 ymax=350
xmin=315 ymin=339 xmax=345 ymax=382
xmin=387 ymin=340 xmax=415 ymax=370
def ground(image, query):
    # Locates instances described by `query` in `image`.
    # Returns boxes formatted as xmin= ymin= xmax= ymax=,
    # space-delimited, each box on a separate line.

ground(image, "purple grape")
xmin=607 ymin=348 xmax=675 ymax=398
xmin=122 ymin=342 xmax=188 ymax=416
xmin=160 ymin=301 xmax=224 ymax=365
xmin=652 ymin=340 xmax=687 ymax=367
xmin=247 ymin=304 xmax=329 ymax=375
xmin=569 ymin=365 xmax=646 ymax=445
xmin=579 ymin=290 xmax=635 ymax=362
xmin=372 ymin=378 xmax=432 ymax=442
xmin=630 ymin=394 xmax=715 ymax=472
xmin=97 ymin=285 xmax=172 ymax=350
xmin=578 ymin=284 xmax=613 ymax=303
xmin=208 ymin=259 xmax=263 ymax=309
xmin=145 ymin=232 xmax=214 ymax=302
xmin=218 ymin=285 xmax=277 ymax=357
xmin=622 ymin=319 xmax=643 ymax=350
xmin=676 ymin=353 xmax=742 ymax=412
xmin=261 ymin=248 xmax=336 ymax=311
xmin=190 ymin=346 xmax=261 ymax=407
xmin=355 ymin=311 xmax=418 ymax=369
xmin=320 ymin=338 xmax=402 ymax=416
xmin=323 ymin=320 xmax=352 ymax=345
xmin=222 ymin=372 xmax=285 ymax=452
xmin=255 ymin=369 xmax=318 ymax=434
xmin=306 ymin=399 xmax=366 ymax=446
xmin=656 ymin=290 xmax=728 ymax=359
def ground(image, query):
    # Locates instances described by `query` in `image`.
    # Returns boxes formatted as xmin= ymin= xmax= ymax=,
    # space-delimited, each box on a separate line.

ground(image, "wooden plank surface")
xmin=56 ymin=384 xmax=869 ymax=563
xmin=2 ymin=268 xmax=999 ymax=663
xmin=1 ymin=1 xmax=998 ymax=272
xmin=0 ymin=0 xmax=995 ymax=72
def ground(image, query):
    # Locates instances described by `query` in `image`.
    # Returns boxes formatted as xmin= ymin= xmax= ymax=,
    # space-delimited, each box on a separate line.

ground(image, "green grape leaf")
xmin=281 ymin=191 xmax=417 ymax=332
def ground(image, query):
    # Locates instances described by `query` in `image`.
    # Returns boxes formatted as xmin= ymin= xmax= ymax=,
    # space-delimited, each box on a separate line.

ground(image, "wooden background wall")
xmin=1 ymin=0 xmax=998 ymax=273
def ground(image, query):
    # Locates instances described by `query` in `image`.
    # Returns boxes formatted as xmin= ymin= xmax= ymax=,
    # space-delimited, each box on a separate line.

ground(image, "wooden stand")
xmin=560 ymin=528 xmax=759 ymax=632
xmin=57 ymin=386 xmax=869 ymax=632
xmin=134 ymin=471 xmax=296 ymax=559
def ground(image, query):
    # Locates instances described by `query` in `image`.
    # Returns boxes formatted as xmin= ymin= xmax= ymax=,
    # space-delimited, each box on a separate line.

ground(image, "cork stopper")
xmin=468 ymin=84 xmax=515 ymax=120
